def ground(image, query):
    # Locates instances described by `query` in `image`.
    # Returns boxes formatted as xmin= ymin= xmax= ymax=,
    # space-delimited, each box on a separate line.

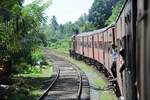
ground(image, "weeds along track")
xmin=38 ymin=49 xmax=90 ymax=100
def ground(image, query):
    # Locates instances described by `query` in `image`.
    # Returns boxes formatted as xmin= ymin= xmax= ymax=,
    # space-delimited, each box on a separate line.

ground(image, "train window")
xmin=96 ymin=42 xmax=98 ymax=48
xmin=99 ymin=41 xmax=102 ymax=49
xmin=90 ymin=42 xmax=92 ymax=48
xmin=116 ymin=39 xmax=121 ymax=50
xmin=125 ymin=11 xmax=131 ymax=23
xmin=86 ymin=42 xmax=87 ymax=47
xmin=109 ymin=33 xmax=112 ymax=37
xmin=105 ymin=42 xmax=108 ymax=52
xmin=98 ymin=41 xmax=100 ymax=48
xmin=86 ymin=42 xmax=88 ymax=47
xmin=103 ymin=42 xmax=105 ymax=50
xmin=101 ymin=41 xmax=103 ymax=49
xmin=95 ymin=42 xmax=97 ymax=48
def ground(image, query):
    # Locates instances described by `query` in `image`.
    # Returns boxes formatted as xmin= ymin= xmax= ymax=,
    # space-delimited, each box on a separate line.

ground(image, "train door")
xmin=97 ymin=33 xmax=99 ymax=62
xmin=137 ymin=0 xmax=150 ymax=99
xmin=98 ymin=33 xmax=104 ymax=65
xmin=108 ymin=28 xmax=114 ymax=71
xmin=79 ymin=37 xmax=82 ymax=55
xmin=94 ymin=34 xmax=99 ymax=61
xmin=123 ymin=0 xmax=137 ymax=99
xmin=106 ymin=31 xmax=109 ymax=70
xmin=82 ymin=37 xmax=84 ymax=55
xmin=84 ymin=37 xmax=87 ymax=57
xmin=88 ymin=36 xmax=93 ymax=59
xmin=75 ymin=37 xmax=78 ymax=53
xmin=103 ymin=32 xmax=105 ymax=66
xmin=92 ymin=36 xmax=94 ymax=59
xmin=104 ymin=31 xmax=108 ymax=69
xmin=87 ymin=37 xmax=89 ymax=57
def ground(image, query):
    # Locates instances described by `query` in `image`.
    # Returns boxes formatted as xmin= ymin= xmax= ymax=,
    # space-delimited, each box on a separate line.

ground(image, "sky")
xmin=24 ymin=0 xmax=94 ymax=24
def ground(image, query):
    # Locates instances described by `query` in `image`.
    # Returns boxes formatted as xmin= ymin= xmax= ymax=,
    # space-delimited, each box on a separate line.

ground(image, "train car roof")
xmin=76 ymin=24 xmax=115 ymax=37
xmin=75 ymin=0 xmax=128 ymax=38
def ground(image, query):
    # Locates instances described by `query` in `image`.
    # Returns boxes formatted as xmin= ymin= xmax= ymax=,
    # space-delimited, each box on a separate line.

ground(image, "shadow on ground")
xmin=0 ymin=76 xmax=52 ymax=100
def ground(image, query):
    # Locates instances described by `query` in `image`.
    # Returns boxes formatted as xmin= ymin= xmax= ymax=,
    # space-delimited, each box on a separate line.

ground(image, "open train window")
xmin=109 ymin=33 xmax=112 ymax=37
xmin=84 ymin=42 xmax=86 ymax=47
xmin=98 ymin=41 xmax=102 ymax=49
xmin=95 ymin=41 xmax=98 ymax=48
xmin=90 ymin=42 xmax=92 ymax=48
xmin=125 ymin=11 xmax=131 ymax=24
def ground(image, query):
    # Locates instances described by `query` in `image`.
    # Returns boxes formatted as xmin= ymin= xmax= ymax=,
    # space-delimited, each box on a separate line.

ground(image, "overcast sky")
xmin=24 ymin=0 xmax=94 ymax=24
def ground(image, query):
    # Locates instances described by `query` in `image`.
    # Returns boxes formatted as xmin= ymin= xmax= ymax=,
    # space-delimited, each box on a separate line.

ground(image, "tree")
xmin=0 ymin=0 xmax=52 ymax=75
xmin=50 ymin=16 xmax=59 ymax=30
xmin=80 ymin=22 xmax=96 ymax=32
xmin=88 ymin=0 xmax=118 ymax=28
xmin=105 ymin=0 xmax=124 ymax=25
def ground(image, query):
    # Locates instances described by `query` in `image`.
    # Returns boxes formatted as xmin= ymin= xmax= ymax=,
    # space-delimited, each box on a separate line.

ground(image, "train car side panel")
xmin=98 ymin=32 xmax=104 ymax=65
xmin=94 ymin=33 xmax=99 ymax=61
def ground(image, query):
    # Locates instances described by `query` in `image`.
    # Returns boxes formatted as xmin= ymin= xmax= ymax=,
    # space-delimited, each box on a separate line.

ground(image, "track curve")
xmin=39 ymin=49 xmax=90 ymax=100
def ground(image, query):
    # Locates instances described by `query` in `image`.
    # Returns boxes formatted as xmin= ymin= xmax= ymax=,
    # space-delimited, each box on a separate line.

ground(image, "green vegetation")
xmin=0 ymin=45 xmax=53 ymax=100
xmin=47 ymin=0 xmax=124 ymax=52
xmin=17 ymin=61 xmax=53 ymax=77
xmin=50 ymin=37 xmax=70 ymax=54
xmin=0 ymin=61 xmax=53 ymax=100
xmin=0 ymin=0 xmax=124 ymax=76
xmin=105 ymin=0 xmax=124 ymax=25
xmin=88 ymin=0 xmax=118 ymax=28
xmin=0 ymin=0 xmax=52 ymax=76
xmin=0 ymin=1 xmax=54 ymax=99
xmin=1 ymin=45 xmax=53 ymax=99
xmin=100 ymin=91 xmax=117 ymax=100
xmin=0 ymin=0 xmax=124 ymax=99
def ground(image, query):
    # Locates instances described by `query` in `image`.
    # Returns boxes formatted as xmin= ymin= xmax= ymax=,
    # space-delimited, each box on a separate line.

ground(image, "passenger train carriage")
xmin=70 ymin=0 xmax=150 ymax=99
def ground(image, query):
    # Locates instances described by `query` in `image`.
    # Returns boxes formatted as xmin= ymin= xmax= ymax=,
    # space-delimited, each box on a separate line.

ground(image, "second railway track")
xmin=39 ymin=49 xmax=90 ymax=100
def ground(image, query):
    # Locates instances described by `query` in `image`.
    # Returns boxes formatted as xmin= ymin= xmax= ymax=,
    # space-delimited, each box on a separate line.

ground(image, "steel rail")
xmin=38 ymin=68 xmax=60 ymax=100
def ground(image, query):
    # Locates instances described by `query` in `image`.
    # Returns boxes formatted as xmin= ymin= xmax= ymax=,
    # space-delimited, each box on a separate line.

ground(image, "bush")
xmin=31 ymin=49 xmax=47 ymax=66
xmin=12 ymin=62 xmax=43 ymax=74
xmin=11 ymin=48 xmax=48 ymax=74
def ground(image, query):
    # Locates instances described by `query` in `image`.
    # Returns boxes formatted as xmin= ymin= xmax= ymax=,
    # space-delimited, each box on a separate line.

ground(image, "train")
xmin=69 ymin=0 xmax=150 ymax=100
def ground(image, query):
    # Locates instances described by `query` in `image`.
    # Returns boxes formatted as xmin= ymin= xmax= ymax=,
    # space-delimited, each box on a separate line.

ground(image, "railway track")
xmin=38 ymin=50 xmax=90 ymax=100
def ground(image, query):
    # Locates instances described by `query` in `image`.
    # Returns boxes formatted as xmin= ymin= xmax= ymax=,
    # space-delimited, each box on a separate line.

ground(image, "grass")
xmin=50 ymin=49 xmax=117 ymax=100
xmin=100 ymin=91 xmax=117 ymax=100
xmin=19 ymin=64 xmax=53 ymax=78
xmin=0 ymin=61 xmax=53 ymax=100
xmin=49 ymin=38 xmax=70 ymax=55
xmin=16 ymin=61 xmax=53 ymax=98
